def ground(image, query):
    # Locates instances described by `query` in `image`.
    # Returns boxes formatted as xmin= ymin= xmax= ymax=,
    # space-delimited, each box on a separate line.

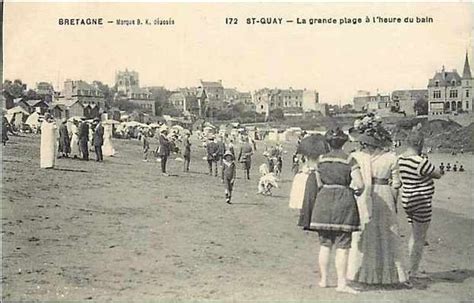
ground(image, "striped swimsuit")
xmin=398 ymin=155 xmax=435 ymax=223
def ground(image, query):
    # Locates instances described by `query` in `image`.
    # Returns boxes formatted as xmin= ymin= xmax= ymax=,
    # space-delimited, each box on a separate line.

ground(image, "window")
xmin=467 ymin=101 xmax=469 ymax=109
xmin=467 ymin=90 xmax=470 ymax=98
xmin=435 ymin=81 xmax=439 ymax=87
xmin=452 ymin=80 xmax=456 ymax=86
xmin=449 ymin=90 xmax=458 ymax=98
xmin=260 ymin=105 xmax=264 ymax=109
xmin=433 ymin=90 xmax=441 ymax=99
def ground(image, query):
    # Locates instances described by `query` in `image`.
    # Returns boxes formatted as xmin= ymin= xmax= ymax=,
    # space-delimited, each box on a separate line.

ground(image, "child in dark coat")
xmin=222 ymin=151 xmax=236 ymax=204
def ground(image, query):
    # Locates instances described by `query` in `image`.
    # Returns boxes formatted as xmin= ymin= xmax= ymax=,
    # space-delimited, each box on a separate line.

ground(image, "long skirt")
xmin=347 ymin=185 xmax=408 ymax=284
xmin=70 ymin=134 xmax=81 ymax=157
xmin=103 ymin=135 xmax=115 ymax=157
xmin=40 ymin=123 xmax=56 ymax=168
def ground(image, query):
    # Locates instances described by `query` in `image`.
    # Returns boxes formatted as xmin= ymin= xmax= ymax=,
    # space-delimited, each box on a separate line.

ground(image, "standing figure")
xmin=206 ymin=136 xmax=219 ymax=176
xmin=347 ymin=132 xmax=409 ymax=287
xmin=227 ymin=139 xmax=235 ymax=158
xmin=58 ymin=118 xmax=71 ymax=158
xmin=216 ymin=136 xmax=226 ymax=178
xmin=92 ymin=118 xmax=104 ymax=162
xmin=238 ymin=135 xmax=254 ymax=180
xmin=222 ymin=151 xmax=236 ymax=204
xmin=78 ymin=118 xmax=89 ymax=161
xmin=182 ymin=133 xmax=191 ymax=172
xmin=102 ymin=122 xmax=115 ymax=157
xmin=453 ymin=164 xmax=458 ymax=172
xmin=40 ymin=113 xmax=57 ymax=169
xmin=310 ymin=129 xmax=364 ymax=294
xmin=398 ymin=131 xmax=442 ymax=279
xmin=142 ymin=131 xmax=150 ymax=162
xmin=459 ymin=165 xmax=465 ymax=172
xmin=446 ymin=163 xmax=451 ymax=171
xmin=439 ymin=162 xmax=445 ymax=175
xmin=158 ymin=128 xmax=171 ymax=176
xmin=2 ymin=116 xmax=13 ymax=145
xmin=69 ymin=119 xmax=81 ymax=158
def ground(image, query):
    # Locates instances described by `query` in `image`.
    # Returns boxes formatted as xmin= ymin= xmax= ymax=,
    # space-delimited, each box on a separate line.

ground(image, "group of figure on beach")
xmin=291 ymin=114 xmax=442 ymax=293
xmin=39 ymin=114 xmax=115 ymax=169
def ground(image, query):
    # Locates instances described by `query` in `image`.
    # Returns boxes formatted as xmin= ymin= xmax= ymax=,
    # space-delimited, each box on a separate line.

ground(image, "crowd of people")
xmin=39 ymin=114 xmax=115 ymax=169
xmin=290 ymin=114 xmax=445 ymax=294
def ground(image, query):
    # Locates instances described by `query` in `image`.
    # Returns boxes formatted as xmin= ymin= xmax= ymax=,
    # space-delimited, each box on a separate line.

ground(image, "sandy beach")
xmin=2 ymin=134 xmax=473 ymax=302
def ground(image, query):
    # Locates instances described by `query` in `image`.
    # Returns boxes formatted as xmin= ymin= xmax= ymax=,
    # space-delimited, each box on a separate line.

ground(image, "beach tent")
xmin=25 ymin=112 xmax=42 ymax=129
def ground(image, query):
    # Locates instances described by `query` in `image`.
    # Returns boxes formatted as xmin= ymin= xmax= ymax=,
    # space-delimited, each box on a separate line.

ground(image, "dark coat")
xmin=79 ymin=122 xmax=89 ymax=143
xmin=238 ymin=142 xmax=253 ymax=163
xmin=182 ymin=137 xmax=191 ymax=157
xmin=158 ymin=134 xmax=171 ymax=156
xmin=216 ymin=141 xmax=226 ymax=156
xmin=93 ymin=123 xmax=104 ymax=147
xmin=206 ymin=141 xmax=219 ymax=161
xmin=58 ymin=123 xmax=71 ymax=153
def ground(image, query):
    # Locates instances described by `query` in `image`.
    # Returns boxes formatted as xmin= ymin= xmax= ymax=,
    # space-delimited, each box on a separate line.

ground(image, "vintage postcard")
xmin=1 ymin=1 xmax=473 ymax=302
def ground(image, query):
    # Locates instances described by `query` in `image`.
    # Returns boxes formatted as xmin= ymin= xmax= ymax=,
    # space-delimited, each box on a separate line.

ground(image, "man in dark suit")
xmin=92 ymin=118 xmax=104 ymax=162
xmin=238 ymin=135 xmax=254 ymax=180
xmin=158 ymin=127 xmax=171 ymax=176
xmin=206 ymin=136 xmax=219 ymax=176
xmin=78 ymin=118 xmax=89 ymax=161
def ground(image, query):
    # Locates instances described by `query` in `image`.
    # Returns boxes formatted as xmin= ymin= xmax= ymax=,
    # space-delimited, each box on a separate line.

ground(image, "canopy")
xmin=25 ymin=112 xmax=42 ymax=128
xmin=7 ymin=106 xmax=29 ymax=116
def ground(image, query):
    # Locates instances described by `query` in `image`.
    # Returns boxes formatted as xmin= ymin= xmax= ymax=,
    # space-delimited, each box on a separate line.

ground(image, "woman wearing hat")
xmin=40 ymin=113 xmax=57 ymax=169
xmin=310 ymin=128 xmax=364 ymax=294
xmin=347 ymin=128 xmax=410 ymax=287
xmin=69 ymin=118 xmax=81 ymax=159
xmin=58 ymin=118 xmax=71 ymax=158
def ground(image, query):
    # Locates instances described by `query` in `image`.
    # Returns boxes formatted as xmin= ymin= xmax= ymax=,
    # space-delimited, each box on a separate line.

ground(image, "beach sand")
xmin=2 ymin=134 xmax=473 ymax=301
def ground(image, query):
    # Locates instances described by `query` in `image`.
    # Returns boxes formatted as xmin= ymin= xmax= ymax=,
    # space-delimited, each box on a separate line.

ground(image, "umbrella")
xmin=297 ymin=134 xmax=329 ymax=159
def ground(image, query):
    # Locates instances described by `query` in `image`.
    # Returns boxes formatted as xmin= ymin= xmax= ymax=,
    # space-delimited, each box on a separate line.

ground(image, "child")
xmin=222 ymin=151 xmax=236 ymax=204
xmin=398 ymin=131 xmax=442 ymax=279
xmin=258 ymin=163 xmax=279 ymax=195
xmin=446 ymin=163 xmax=451 ymax=171
xmin=459 ymin=165 xmax=465 ymax=172
xmin=439 ymin=162 xmax=445 ymax=174
xmin=141 ymin=131 xmax=150 ymax=162
xmin=453 ymin=164 xmax=458 ymax=172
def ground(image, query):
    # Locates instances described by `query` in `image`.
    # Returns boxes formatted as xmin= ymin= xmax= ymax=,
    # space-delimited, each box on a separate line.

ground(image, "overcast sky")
xmin=3 ymin=2 xmax=473 ymax=104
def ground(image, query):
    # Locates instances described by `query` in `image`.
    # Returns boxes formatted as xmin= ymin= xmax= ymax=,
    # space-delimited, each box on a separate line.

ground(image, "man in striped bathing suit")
xmin=398 ymin=131 xmax=442 ymax=279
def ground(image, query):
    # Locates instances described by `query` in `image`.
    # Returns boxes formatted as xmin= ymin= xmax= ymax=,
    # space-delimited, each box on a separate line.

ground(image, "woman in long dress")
xmin=102 ymin=122 xmax=115 ymax=157
xmin=70 ymin=119 xmax=81 ymax=158
xmin=40 ymin=113 xmax=57 ymax=169
xmin=347 ymin=133 xmax=409 ymax=286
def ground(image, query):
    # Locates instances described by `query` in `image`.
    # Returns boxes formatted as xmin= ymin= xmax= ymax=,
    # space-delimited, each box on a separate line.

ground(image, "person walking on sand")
xmin=40 ymin=113 xmax=57 ymax=169
xmin=222 ymin=151 xmax=236 ymax=204
xmin=182 ymin=132 xmax=191 ymax=172
xmin=57 ymin=118 xmax=71 ymax=158
xmin=69 ymin=119 xmax=81 ymax=159
xmin=158 ymin=127 xmax=171 ymax=176
xmin=309 ymin=128 xmax=364 ymax=294
xmin=216 ymin=135 xmax=226 ymax=178
xmin=206 ymin=135 xmax=219 ymax=176
xmin=238 ymin=135 xmax=254 ymax=180
xmin=78 ymin=118 xmax=89 ymax=161
xmin=398 ymin=131 xmax=442 ymax=280
xmin=92 ymin=118 xmax=104 ymax=162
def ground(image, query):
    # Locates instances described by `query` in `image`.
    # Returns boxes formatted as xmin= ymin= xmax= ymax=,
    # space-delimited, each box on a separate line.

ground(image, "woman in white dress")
xmin=347 ymin=132 xmax=409 ymax=286
xmin=102 ymin=122 xmax=115 ymax=157
xmin=69 ymin=119 xmax=81 ymax=158
xmin=40 ymin=113 xmax=57 ymax=169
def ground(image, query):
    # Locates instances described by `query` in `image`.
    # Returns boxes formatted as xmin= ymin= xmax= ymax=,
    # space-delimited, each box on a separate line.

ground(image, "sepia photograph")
xmin=1 ymin=1 xmax=473 ymax=302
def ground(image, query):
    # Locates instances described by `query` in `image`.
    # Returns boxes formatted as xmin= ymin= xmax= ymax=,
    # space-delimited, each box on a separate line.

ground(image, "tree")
xmin=268 ymin=108 xmax=285 ymax=121
xmin=25 ymin=89 xmax=40 ymax=100
xmin=93 ymin=80 xmax=114 ymax=106
xmin=115 ymin=99 xmax=142 ymax=112
xmin=2 ymin=79 xmax=26 ymax=109
xmin=414 ymin=97 xmax=428 ymax=115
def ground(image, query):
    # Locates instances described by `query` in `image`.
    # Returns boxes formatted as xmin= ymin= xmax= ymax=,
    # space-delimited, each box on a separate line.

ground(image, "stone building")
xmin=253 ymin=88 xmax=321 ymax=117
xmin=352 ymin=91 xmax=392 ymax=114
xmin=428 ymin=53 xmax=473 ymax=115
xmin=200 ymin=80 xmax=224 ymax=109
xmin=62 ymin=80 xmax=105 ymax=109
xmin=391 ymin=89 xmax=428 ymax=116
xmin=169 ymin=87 xmax=207 ymax=117
xmin=115 ymin=69 xmax=155 ymax=114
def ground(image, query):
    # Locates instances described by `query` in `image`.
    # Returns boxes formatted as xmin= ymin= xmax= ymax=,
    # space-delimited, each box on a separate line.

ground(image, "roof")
xmin=428 ymin=70 xmax=462 ymax=87
xmin=463 ymin=52 xmax=472 ymax=79
xmin=200 ymin=80 xmax=223 ymax=88
xmin=26 ymin=100 xmax=46 ymax=107
xmin=52 ymin=99 xmax=84 ymax=108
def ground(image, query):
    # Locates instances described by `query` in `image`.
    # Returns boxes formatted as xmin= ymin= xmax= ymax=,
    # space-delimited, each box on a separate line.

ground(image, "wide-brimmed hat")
xmin=297 ymin=134 xmax=329 ymax=158
xmin=223 ymin=150 xmax=234 ymax=159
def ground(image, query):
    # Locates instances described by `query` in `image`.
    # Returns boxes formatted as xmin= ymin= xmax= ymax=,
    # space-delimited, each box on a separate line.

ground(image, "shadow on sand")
xmin=53 ymin=167 xmax=90 ymax=173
